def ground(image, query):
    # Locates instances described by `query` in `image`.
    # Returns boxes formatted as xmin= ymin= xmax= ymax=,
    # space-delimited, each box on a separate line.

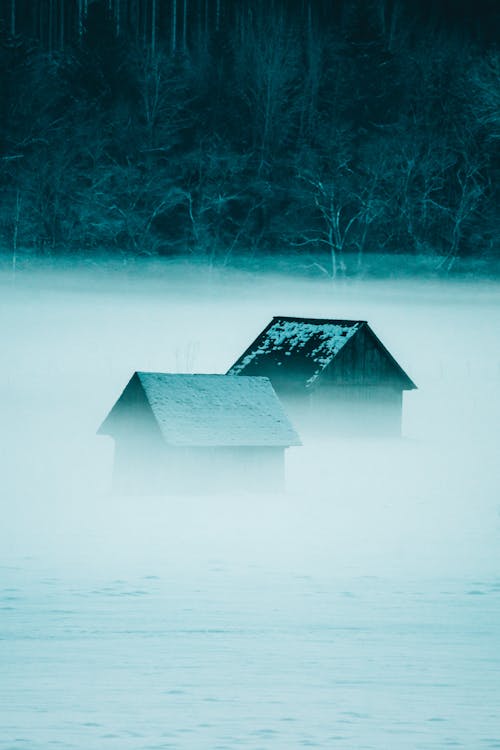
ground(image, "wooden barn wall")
xmin=321 ymin=326 xmax=404 ymax=387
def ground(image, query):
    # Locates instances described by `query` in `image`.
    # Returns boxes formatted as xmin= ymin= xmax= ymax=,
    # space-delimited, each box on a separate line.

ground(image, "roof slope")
xmin=100 ymin=373 xmax=301 ymax=447
xmin=228 ymin=316 xmax=416 ymax=389
xmin=228 ymin=317 xmax=361 ymax=386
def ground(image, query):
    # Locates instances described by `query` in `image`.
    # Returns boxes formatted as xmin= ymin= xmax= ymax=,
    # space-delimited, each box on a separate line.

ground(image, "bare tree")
xmin=291 ymin=168 xmax=365 ymax=278
xmin=437 ymin=153 xmax=485 ymax=270
xmin=181 ymin=141 xmax=264 ymax=264
xmin=135 ymin=52 xmax=181 ymax=149
xmin=470 ymin=51 xmax=500 ymax=142
xmin=233 ymin=13 xmax=300 ymax=169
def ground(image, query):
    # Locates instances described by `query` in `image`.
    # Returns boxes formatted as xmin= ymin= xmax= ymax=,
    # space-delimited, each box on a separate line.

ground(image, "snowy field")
xmin=1 ymin=264 xmax=499 ymax=749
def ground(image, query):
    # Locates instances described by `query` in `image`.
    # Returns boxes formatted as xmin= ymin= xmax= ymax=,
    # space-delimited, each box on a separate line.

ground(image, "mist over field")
xmin=1 ymin=263 xmax=499 ymax=749
xmin=1 ymin=0 xmax=498 ymax=744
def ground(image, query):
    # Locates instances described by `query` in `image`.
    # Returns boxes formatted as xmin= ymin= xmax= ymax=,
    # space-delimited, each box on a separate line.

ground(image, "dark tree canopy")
xmin=0 ymin=0 xmax=498 ymax=272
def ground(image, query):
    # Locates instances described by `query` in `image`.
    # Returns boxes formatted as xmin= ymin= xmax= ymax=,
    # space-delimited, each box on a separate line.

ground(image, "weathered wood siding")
xmin=320 ymin=325 xmax=404 ymax=387
xmin=268 ymin=326 xmax=406 ymax=436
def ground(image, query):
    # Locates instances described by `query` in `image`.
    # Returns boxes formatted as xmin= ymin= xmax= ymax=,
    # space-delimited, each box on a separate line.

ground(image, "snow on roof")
xmin=136 ymin=373 xmax=301 ymax=447
xmin=228 ymin=317 xmax=361 ymax=386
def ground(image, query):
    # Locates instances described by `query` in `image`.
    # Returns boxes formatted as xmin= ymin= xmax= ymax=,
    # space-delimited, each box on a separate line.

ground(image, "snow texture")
xmin=136 ymin=372 xmax=301 ymax=447
xmin=229 ymin=317 xmax=360 ymax=386
xmin=1 ymin=266 xmax=500 ymax=750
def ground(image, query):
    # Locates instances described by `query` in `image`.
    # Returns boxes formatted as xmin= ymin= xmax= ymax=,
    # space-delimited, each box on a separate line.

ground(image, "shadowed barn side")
xmin=228 ymin=316 xmax=417 ymax=437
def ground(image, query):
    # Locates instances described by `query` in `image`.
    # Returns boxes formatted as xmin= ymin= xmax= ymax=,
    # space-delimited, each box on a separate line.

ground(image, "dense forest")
xmin=0 ymin=0 xmax=498 ymax=273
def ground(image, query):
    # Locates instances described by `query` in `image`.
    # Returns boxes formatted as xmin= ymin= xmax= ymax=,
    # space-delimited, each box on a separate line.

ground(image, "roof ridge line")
xmin=271 ymin=315 xmax=367 ymax=325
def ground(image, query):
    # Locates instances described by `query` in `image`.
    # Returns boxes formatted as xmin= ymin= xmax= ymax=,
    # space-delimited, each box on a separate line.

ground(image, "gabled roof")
xmin=99 ymin=372 xmax=301 ymax=447
xmin=228 ymin=316 xmax=416 ymax=390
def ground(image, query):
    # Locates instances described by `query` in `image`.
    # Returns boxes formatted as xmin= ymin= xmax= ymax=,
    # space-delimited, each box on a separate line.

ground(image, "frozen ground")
xmin=1 ymin=264 xmax=499 ymax=749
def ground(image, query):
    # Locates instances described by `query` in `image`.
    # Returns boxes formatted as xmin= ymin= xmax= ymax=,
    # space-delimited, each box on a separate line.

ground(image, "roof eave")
xmin=162 ymin=440 xmax=302 ymax=448
xmin=97 ymin=423 xmax=112 ymax=437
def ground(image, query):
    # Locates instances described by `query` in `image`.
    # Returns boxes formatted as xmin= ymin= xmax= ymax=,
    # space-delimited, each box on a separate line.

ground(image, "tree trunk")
xmin=152 ymin=0 xmax=157 ymax=54
xmin=10 ymin=0 xmax=15 ymax=36
xmin=115 ymin=0 xmax=120 ymax=36
xmin=182 ymin=0 xmax=187 ymax=51
xmin=172 ymin=0 xmax=177 ymax=52
xmin=48 ymin=0 xmax=53 ymax=52
xmin=77 ymin=0 xmax=83 ymax=37
xmin=59 ymin=0 xmax=65 ymax=49
xmin=12 ymin=190 xmax=21 ymax=278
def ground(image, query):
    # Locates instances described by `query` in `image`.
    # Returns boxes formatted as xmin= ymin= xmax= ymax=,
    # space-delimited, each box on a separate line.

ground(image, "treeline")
xmin=0 ymin=0 xmax=498 ymax=273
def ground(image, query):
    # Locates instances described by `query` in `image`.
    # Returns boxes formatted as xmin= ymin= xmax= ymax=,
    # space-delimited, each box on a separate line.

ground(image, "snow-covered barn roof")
xmin=228 ymin=316 xmax=416 ymax=389
xmin=99 ymin=373 xmax=301 ymax=447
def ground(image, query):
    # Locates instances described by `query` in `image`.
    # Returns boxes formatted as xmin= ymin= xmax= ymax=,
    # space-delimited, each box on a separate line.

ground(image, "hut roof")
xmin=99 ymin=373 xmax=301 ymax=447
xmin=228 ymin=316 xmax=416 ymax=389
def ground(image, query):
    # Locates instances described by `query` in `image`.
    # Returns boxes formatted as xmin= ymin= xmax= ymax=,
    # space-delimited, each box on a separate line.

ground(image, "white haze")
xmin=1 ymin=263 xmax=499 ymax=749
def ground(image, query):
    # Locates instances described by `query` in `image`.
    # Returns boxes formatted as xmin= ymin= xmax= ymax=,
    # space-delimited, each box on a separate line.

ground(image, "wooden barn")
xmin=227 ymin=316 xmax=417 ymax=437
xmin=98 ymin=372 xmax=301 ymax=494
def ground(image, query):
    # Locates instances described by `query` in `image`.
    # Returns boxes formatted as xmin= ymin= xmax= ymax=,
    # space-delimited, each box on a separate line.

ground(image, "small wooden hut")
xmin=227 ymin=316 xmax=417 ymax=437
xmin=98 ymin=372 xmax=300 ymax=494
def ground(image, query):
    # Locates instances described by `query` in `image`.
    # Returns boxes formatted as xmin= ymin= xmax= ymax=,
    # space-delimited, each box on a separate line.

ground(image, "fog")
xmin=1 ymin=263 xmax=499 ymax=748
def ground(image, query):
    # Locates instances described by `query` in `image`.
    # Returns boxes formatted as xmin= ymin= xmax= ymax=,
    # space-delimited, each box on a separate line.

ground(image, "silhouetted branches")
xmin=0 ymin=0 xmax=498 ymax=268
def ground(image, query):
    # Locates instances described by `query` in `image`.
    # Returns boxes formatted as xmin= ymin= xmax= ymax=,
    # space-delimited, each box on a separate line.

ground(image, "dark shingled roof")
xmin=228 ymin=316 xmax=417 ymax=390
xmin=99 ymin=373 xmax=301 ymax=447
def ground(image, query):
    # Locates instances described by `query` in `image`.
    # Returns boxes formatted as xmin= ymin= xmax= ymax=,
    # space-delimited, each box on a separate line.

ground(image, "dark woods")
xmin=1 ymin=0 xmax=498 ymax=273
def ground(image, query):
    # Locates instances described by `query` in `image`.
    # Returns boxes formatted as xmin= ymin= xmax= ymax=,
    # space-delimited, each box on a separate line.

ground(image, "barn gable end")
xmin=228 ymin=316 xmax=416 ymax=437
xmin=317 ymin=323 xmax=416 ymax=390
xmin=98 ymin=372 xmax=162 ymax=441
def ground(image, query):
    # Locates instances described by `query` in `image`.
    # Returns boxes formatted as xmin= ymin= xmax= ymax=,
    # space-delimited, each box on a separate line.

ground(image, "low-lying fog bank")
xmin=1 ymin=263 xmax=499 ymax=748
xmin=2 ymin=249 xmax=500 ymax=283
xmin=1 ymin=263 xmax=498 ymax=578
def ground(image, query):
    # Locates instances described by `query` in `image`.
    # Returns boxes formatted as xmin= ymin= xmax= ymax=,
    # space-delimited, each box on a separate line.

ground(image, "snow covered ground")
xmin=1 ymin=264 xmax=499 ymax=749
